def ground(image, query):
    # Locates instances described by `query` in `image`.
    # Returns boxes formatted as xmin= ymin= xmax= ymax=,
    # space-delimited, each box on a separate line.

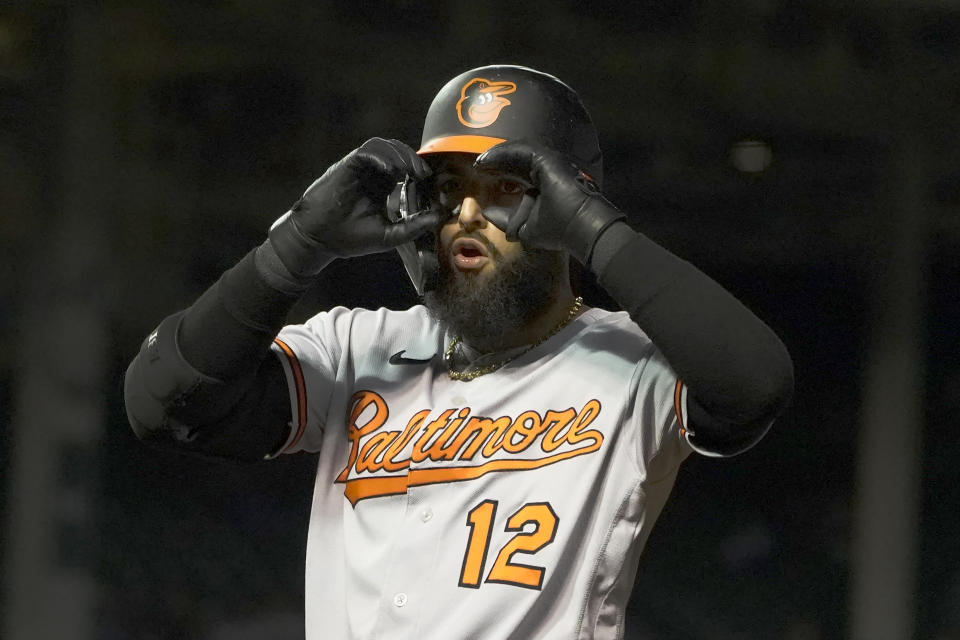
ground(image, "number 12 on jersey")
xmin=458 ymin=499 xmax=559 ymax=591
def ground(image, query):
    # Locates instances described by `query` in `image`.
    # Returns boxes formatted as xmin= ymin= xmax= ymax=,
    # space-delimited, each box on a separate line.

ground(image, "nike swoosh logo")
xmin=389 ymin=350 xmax=433 ymax=365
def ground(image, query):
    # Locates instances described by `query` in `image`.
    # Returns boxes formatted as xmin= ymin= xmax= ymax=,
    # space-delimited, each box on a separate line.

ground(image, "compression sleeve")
xmin=590 ymin=221 xmax=794 ymax=455
xmin=178 ymin=241 xmax=308 ymax=377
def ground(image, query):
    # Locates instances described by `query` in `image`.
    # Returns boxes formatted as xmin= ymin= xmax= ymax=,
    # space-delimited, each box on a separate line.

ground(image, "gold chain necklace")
xmin=444 ymin=297 xmax=583 ymax=381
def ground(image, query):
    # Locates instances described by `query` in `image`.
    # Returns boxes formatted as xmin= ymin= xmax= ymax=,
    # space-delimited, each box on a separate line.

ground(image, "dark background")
xmin=1 ymin=1 xmax=958 ymax=638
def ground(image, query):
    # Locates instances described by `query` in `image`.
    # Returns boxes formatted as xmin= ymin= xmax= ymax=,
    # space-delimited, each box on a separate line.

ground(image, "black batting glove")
xmin=269 ymin=138 xmax=443 ymax=278
xmin=473 ymin=141 xmax=625 ymax=264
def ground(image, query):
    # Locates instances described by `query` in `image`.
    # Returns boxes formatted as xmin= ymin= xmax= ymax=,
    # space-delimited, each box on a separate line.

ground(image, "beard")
xmin=423 ymin=239 xmax=567 ymax=353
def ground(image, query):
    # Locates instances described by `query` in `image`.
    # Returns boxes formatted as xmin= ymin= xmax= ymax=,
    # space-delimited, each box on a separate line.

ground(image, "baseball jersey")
xmin=269 ymin=305 xmax=705 ymax=640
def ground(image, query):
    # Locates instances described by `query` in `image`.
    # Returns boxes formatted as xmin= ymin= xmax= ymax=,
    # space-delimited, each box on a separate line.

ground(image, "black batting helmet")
xmin=417 ymin=65 xmax=603 ymax=185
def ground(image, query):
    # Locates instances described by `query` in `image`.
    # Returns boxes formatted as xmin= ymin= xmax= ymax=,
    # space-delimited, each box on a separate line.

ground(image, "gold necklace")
xmin=445 ymin=297 xmax=583 ymax=381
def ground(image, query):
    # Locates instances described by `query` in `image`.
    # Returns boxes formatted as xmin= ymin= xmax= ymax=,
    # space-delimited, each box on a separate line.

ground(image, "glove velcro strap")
xmin=564 ymin=196 xmax=627 ymax=264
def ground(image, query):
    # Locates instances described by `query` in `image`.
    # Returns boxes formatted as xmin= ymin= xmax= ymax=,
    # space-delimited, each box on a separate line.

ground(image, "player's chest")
xmin=328 ymin=359 xmax=634 ymax=508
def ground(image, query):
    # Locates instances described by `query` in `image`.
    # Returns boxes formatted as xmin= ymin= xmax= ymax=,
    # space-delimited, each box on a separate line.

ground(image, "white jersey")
xmin=270 ymin=305 xmax=702 ymax=640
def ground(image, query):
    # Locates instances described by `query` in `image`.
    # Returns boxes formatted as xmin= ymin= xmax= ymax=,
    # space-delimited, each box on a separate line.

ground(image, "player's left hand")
xmin=473 ymin=141 xmax=625 ymax=264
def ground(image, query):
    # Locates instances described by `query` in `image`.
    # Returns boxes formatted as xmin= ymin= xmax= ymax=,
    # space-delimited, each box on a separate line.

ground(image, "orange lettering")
xmin=456 ymin=416 xmax=512 ymax=460
xmin=335 ymin=397 xmax=606 ymax=506
xmin=427 ymin=407 xmax=472 ymax=461
xmin=336 ymin=390 xmax=388 ymax=483
xmin=382 ymin=409 xmax=430 ymax=472
xmin=411 ymin=409 xmax=455 ymax=462
xmin=502 ymin=410 xmax=548 ymax=453
xmin=540 ymin=408 xmax=577 ymax=452
xmin=564 ymin=399 xmax=602 ymax=446
xmin=356 ymin=431 xmax=397 ymax=473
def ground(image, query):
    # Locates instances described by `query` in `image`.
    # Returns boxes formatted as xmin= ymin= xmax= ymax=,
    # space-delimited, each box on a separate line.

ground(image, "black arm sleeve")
xmin=123 ymin=242 xmax=308 ymax=461
xmin=590 ymin=222 xmax=794 ymax=455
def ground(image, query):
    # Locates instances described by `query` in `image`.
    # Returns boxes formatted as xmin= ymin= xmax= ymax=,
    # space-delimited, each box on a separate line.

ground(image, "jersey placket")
xmin=370 ymin=368 xmax=496 ymax=638
xmin=369 ymin=478 xmax=446 ymax=638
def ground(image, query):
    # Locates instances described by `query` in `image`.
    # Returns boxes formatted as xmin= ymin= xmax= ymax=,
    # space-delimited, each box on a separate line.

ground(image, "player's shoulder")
xmin=577 ymin=307 xmax=651 ymax=339
xmin=301 ymin=304 xmax=432 ymax=329
xmin=568 ymin=306 xmax=658 ymax=358
xmin=297 ymin=304 xmax=437 ymax=343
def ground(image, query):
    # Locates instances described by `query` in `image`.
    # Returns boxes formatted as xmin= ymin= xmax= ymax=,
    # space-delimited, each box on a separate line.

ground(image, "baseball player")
xmin=125 ymin=65 xmax=793 ymax=639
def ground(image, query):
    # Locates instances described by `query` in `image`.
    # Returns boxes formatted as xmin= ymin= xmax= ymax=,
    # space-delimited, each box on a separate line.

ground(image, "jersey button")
xmin=420 ymin=508 xmax=433 ymax=522
xmin=393 ymin=592 xmax=408 ymax=607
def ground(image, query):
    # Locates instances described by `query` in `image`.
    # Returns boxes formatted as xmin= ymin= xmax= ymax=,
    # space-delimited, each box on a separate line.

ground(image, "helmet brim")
xmin=417 ymin=134 xmax=506 ymax=156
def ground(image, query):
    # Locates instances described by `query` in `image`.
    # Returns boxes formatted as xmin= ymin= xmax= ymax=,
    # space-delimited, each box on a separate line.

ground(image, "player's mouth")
xmin=450 ymin=237 xmax=490 ymax=270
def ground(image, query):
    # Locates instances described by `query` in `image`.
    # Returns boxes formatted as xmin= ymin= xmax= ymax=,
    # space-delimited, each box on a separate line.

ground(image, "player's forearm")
xmin=125 ymin=138 xmax=440 ymax=458
xmin=178 ymin=241 xmax=313 ymax=378
xmin=174 ymin=135 xmax=440 ymax=380
xmin=590 ymin=221 xmax=794 ymax=433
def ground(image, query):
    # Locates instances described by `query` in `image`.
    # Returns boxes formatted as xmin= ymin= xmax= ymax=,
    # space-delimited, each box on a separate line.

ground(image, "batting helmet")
xmin=393 ymin=65 xmax=602 ymax=296
xmin=417 ymin=65 xmax=603 ymax=185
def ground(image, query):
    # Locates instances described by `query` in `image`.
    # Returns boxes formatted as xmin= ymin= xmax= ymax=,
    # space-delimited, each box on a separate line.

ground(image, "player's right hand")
xmin=268 ymin=138 xmax=444 ymax=278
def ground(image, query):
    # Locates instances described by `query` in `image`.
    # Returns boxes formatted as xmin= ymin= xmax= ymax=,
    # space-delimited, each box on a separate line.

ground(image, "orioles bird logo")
xmin=456 ymin=77 xmax=517 ymax=128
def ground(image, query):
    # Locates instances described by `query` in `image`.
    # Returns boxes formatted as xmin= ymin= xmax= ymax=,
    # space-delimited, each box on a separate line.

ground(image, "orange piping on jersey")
xmin=274 ymin=338 xmax=308 ymax=452
xmin=674 ymin=380 xmax=686 ymax=436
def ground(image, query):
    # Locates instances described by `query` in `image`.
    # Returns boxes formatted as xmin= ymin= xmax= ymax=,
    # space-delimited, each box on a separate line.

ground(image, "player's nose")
xmin=457 ymin=196 xmax=487 ymax=232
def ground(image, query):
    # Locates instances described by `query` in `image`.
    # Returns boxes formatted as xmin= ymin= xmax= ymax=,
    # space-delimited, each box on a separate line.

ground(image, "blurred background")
xmin=1 ymin=1 xmax=958 ymax=638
